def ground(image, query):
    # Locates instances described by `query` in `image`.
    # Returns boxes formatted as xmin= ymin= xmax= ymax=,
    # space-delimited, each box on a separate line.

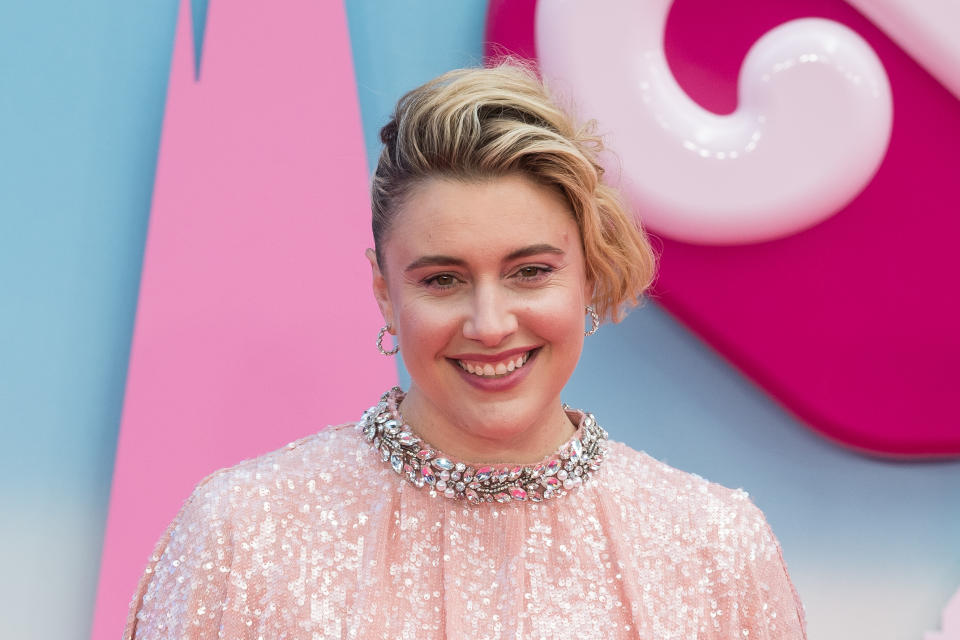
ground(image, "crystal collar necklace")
xmin=357 ymin=387 xmax=609 ymax=504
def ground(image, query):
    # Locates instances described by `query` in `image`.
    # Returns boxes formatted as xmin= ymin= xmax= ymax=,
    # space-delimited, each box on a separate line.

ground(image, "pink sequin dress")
xmin=124 ymin=398 xmax=806 ymax=639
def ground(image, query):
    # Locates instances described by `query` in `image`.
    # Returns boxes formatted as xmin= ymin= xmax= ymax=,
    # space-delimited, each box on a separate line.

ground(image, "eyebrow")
xmin=404 ymin=243 xmax=565 ymax=272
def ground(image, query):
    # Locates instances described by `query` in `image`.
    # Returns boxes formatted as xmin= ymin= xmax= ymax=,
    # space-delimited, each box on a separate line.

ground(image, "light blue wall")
xmin=0 ymin=2 xmax=183 ymax=638
xmin=346 ymin=0 xmax=489 ymax=176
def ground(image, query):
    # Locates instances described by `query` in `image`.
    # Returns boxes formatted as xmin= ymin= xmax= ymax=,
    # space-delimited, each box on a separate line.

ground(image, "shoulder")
xmin=146 ymin=423 xmax=369 ymax=555
xmin=600 ymin=439 xmax=767 ymax=535
xmin=598 ymin=441 xmax=807 ymax=635
xmin=188 ymin=422 xmax=369 ymax=513
xmin=125 ymin=424 xmax=369 ymax=639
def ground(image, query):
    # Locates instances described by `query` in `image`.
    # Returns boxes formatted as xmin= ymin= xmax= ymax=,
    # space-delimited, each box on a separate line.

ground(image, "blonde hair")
xmin=371 ymin=62 xmax=657 ymax=322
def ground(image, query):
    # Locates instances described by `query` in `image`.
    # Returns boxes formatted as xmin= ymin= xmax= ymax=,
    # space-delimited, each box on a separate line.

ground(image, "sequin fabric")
xmin=124 ymin=414 xmax=806 ymax=639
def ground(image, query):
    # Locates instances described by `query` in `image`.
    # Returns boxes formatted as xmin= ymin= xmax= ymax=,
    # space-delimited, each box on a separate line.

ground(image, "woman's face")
xmin=368 ymin=173 xmax=592 ymax=445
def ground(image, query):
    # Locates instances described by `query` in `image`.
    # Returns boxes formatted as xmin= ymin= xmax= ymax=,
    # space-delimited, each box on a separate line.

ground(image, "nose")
xmin=461 ymin=282 xmax=518 ymax=347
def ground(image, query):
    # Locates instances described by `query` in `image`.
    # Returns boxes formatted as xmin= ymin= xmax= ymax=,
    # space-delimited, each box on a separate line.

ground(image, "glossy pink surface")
xmin=846 ymin=0 xmax=960 ymax=100
xmin=486 ymin=0 xmax=960 ymax=456
xmin=91 ymin=0 xmax=395 ymax=636
xmin=537 ymin=5 xmax=892 ymax=245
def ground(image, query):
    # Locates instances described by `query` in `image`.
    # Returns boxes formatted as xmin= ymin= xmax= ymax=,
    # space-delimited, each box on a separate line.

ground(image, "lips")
xmin=456 ymin=350 xmax=532 ymax=377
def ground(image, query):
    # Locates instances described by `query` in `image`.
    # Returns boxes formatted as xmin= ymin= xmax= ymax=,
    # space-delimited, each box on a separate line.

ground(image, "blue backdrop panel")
xmin=0 ymin=2 xmax=181 ymax=638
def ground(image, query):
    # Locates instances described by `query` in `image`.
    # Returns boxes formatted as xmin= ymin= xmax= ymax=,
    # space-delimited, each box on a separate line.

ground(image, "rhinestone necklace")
xmin=357 ymin=387 xmax=609 ymax=504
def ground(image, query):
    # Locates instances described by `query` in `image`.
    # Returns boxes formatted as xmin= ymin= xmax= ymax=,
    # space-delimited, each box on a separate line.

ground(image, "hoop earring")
xmin=377 ymin=325 xmax=399 ymax=356
xmin=585 ymin=306 xmax=600 ymax=336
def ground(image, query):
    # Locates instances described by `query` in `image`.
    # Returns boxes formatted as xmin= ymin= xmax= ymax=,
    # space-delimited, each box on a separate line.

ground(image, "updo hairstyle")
xmin=371 ymin=62 xmax=657 ymax=323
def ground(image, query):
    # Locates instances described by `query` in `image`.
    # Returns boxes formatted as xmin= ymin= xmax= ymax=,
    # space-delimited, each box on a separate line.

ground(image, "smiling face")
xmin=368 ymin=173 xmax=592 ymax=462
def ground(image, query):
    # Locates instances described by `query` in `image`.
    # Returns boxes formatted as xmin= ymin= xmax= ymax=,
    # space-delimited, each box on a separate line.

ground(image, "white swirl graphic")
xmin=537 ymin=1 xmax=893 ymax=244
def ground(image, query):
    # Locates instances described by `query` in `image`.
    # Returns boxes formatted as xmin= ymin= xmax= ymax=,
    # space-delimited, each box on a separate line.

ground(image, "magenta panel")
xmin=486 ymin=0 xmax=960 ymax=457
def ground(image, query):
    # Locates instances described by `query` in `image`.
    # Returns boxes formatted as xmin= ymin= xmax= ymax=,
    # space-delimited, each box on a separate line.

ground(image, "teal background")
xmin=0 ymin=1 xmax=956 ymax=638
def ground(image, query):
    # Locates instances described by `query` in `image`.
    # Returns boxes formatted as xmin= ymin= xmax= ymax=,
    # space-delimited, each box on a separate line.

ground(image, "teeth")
xmin=457 ymin=351 xmax=531 ymax=377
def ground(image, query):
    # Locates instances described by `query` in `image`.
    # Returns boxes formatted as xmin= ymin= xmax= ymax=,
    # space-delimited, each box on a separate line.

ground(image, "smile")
xmin=456 ymin=351 xmax=532 ymax=377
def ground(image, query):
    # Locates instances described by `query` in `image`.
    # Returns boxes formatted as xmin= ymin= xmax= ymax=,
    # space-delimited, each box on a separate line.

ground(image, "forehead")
xmin=385 ymin=174 xmax=581 ymax=261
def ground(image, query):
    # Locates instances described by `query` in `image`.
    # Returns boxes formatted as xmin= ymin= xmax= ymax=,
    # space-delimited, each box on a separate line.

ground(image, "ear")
xmin=366 ymin=248 xmax=395 ymax=332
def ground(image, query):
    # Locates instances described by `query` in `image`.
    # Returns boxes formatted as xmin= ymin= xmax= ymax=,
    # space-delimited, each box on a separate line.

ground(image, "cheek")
xmin=526 ymin=292 xmax=586 ymax=343
xmin=395 ymin=300 xmax=459 ymax=353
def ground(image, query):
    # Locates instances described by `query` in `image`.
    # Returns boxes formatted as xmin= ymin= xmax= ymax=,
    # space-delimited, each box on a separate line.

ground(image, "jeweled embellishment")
xmin=383 ymin=419 xmax=401 ymax=434
xmin=570 ymin=438 xmax=583 ymax=461
xmin=432 ymin=457 xmax=454 ymax=471
xmin=390 ymin=454 xmax=403 ymax=474
xmin=398 ymin=432 xmax=419 ymax=447
xmin=421 ymin=466 xmax=435 ymax=485
xmin=357 ymin=387 xmax=609 ymax=504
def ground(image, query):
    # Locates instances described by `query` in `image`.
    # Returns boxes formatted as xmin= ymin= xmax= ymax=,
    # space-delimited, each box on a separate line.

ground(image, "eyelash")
xmin=514 ymin=265 xmax=553 ymax=281
xmin=421 ymin=266 xmax=554 ymax=289
xmin=422 ymin=273 xmax=462 ymax=289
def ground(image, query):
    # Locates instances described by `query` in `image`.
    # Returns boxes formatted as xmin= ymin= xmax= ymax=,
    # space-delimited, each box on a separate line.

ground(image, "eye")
xmin=422 ymin=273 xmax=461 ymax=289
xmin=514 ymin=265 xmax=553 ymax=281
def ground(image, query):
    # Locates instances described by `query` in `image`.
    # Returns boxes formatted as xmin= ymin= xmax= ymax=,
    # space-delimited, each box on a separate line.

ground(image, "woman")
xmin=124 ymin=63 xmax=806 ymax=639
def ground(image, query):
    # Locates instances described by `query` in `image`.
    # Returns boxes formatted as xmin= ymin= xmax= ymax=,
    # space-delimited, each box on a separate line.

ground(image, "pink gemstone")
xmin=494 ymin=492 xmax=511 ymax=503
xmin=417 ymin=448 xmax=435 ymax=460
xmin=544 ymin=459 xmax=561 ymax=476
xmin=398 ymin=432 xmax=419 ymax=446
xmin=510 ymin=487 xmax=527 ymax=501
xmin=421 ymin=466 xmax=435 ymax=485
xmin=541 ymin=477 xmax=560 ymax=489
xmin=475 ymin=466 xmax=492 ymax=482
xmin=465 ymin=489 xmax=480 ymax=503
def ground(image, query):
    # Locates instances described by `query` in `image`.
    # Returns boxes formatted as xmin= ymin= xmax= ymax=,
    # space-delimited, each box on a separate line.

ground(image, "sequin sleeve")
xmin=730 ymin=496 xmax=807 ymax=639
xmin=123 ymin=471 xmax=242 ymax=640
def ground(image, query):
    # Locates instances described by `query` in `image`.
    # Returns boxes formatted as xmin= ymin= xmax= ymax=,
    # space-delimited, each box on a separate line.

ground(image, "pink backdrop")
xmin=91 ymin=1 xmax=395 ymax=636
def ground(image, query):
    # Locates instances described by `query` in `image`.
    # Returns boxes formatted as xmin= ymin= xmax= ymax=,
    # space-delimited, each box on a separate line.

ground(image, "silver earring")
xmin=584 ymin=306 xmax=600 ymax=336
xmin=377 ymin=325 xmax=399 ymax=356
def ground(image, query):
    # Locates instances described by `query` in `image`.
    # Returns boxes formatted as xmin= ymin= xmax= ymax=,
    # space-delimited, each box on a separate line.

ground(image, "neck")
xmin=397 ymin=386 xmax=577 ymax=464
